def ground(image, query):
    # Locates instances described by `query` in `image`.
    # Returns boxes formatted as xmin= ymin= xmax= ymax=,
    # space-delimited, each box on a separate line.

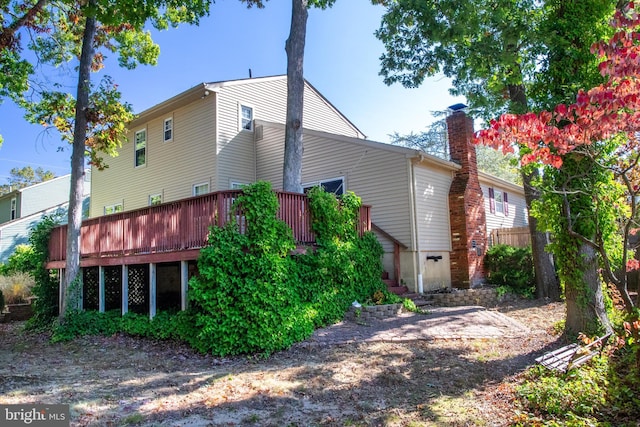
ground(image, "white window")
xmin=104 ymin=203 xmax=123 ymax=215
xmin=239 ymin=104 xmax=253 ymax=131
xmin=135 ymin=129 xmax=147 ymax=167
xmin=494 ymin=190 xmax=504 ymax=215
xmin=193 ymin=182 xmax=209 ymax=196
xmin=303 ymin=178 xmax=345 ymax=195
xmin=10 ymin=197 xmax=16 ymax=220
xmin=230 ymin=182 xmax=248 ymax=190
xmin=489 ymin=188 xmax=509 ymax=216
xmin=164 ymin=118 xmax=173 ymax=142
xmin=149 ymin=194 xmax=162 ymax=206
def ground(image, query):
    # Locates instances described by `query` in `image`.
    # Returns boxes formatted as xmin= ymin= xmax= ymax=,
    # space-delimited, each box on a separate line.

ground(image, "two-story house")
xmin=0 ymin=173 xmax=91 ymax=263
xmin=47 ymin=75 xmax=528 ymax=316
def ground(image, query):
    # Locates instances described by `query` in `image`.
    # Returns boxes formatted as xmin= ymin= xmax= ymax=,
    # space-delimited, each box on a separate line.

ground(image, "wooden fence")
xmin=490 ymin=226 xmax=531 ymax=248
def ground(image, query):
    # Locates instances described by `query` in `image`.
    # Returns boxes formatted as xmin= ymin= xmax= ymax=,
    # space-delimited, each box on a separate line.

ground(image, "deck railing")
xmin=47 ymin=190 xmax=371 ymax=263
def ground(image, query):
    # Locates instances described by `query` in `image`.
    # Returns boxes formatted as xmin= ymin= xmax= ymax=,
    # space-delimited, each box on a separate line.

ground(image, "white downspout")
xmin=409 ymin=156 xmax=424 ymax=294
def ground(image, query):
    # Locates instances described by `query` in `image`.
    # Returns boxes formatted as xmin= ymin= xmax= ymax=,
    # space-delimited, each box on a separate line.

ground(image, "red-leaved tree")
xmin=476 ymin=2 xmax=640 ymax=333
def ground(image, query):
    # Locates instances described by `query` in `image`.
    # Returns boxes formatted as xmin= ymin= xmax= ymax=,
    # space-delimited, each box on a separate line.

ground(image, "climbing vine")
xmin=26 ymin=214 xmax=64 ymax=329
xmin=186 ymin=181 xmax=387 ymax=356
xmin=51 ymin=182 xmax=390 ymax=355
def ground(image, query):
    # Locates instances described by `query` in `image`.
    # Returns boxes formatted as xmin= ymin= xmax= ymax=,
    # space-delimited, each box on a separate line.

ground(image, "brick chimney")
xmin=446 ymin=107 xmax=487 ymax=288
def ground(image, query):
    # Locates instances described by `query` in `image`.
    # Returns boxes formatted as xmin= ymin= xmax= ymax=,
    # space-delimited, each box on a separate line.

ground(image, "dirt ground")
xmin=0 ymin=298 xmax=565 ymax=427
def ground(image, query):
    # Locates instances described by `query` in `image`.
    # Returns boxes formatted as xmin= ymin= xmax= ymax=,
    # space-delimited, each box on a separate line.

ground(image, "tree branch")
xmin=0 ymin=0 xmax=49 ymax=50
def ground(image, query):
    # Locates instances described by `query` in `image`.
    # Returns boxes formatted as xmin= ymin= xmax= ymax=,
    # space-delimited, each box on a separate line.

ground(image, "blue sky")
xmin=0 ymin=0 xmax=465 ymax=181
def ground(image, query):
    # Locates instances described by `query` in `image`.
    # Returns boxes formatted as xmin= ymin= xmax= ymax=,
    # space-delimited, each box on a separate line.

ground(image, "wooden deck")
xmin=46 ymin=190 xmax=371 ymax=269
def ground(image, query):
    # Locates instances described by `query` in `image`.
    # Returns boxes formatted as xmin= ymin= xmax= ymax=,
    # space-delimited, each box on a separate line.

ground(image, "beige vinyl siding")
xmin=214 ymin=78 xmax=363 ymax=191
xmin=255 ymin=123 xmax=413 ymax=252
xmin=90 ymin=96 xmax=216 ymax=217
xmin=302 ymin=84 xmax=362 ymax=138
xmin=481 ymin=183 xmax=528 ymax=234
xmin=216 ymin=78 xmax=361 ymax=136
xmin=413 ymin=164 xmax=454 ymax=251
xmin=255 ymin=124 xmax=287 ymax=188
xmin=215 ymin=89 xmax=257 ymax=190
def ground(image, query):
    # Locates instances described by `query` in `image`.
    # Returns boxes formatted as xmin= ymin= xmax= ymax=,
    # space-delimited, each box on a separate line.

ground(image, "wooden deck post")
xmin=181 ymin=260 xmax=189 ymax=311
xmin=98 ymin=266 xmax=105 ymax=313
xmin=149 ymin=263 xmax=157 ymax=319
xmin=121 ymin=265 xmax=129 ymax=315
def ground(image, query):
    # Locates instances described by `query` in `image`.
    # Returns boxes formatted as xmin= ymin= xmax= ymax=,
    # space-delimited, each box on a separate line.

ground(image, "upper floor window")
xmin=135 ymin=129 xmax=147 ymax=167
xmin=303 ymin=178 xmax=345 ymax=196
xmin=10 ymin=197 xmax=16 ymax=220
xmin=489 ymin=188 xmax=509 ymax=216
xmin=240 ymin=104 xmax=253 ymax=131
xmin=193 ymin=182 xmax=209 ymax=196
xmin=149 ymin=194 xmax=162 ymax=206
xmin=164 ymin=118 xmax=173 ymax=142
xmin=104 ymin=203 xmax=123 ymax=215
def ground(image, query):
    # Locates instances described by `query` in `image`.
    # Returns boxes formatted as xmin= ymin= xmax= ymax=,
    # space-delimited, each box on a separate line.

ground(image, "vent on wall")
xmin=255 ymin=125 xmax=263 ymax=141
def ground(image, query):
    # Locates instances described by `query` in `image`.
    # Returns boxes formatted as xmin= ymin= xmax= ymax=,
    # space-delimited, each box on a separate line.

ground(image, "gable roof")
xmin=256 ymin=119 xmax=461 ymax=173
xmin=130 ymin=75 xmax=366 ymax=139
xmin=205 ymin=75 xmax=366 ymax=139
xmin=478 ymin=171 xmax=524 ymax=194
xmin=0 ymin=174 xmax=71 ymax=201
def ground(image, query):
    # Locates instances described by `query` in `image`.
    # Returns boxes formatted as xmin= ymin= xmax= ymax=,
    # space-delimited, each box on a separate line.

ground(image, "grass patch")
xmin=118 ymin=413 xmax=145 ymax=426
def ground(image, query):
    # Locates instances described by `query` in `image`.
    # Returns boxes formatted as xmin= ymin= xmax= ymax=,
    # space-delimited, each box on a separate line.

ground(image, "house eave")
xmin=412 ymin=152 xmax=462 ymax=172
xmin=129 ymin=83 xmax=210 ymax=128
xmin=256 ymin=120 xmax=460 ymax=172
xmin=478 ymin=171 xmax=524 ymax=194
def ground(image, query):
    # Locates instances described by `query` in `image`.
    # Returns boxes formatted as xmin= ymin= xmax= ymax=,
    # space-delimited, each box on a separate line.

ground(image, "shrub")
xmin=26 ymin=214 xmax=62 ymax=329
xmin=0 ymin=286 xmax=4 ymax=312
xmin=51 ymin=310 xmax=123 ymax=342
xmin=515 ymin=334 xmax=640 ymax=426
xmin=0 ymin=244 xmax=38 ymax=276
xmin=517 ymin=361 xmax=608 ymax=419
xmin=0 ymin=272 xmax=35 ymax=304
xmin=51 ymin=309 xmax=198 ymax=344
xmin=187 ymin=182 xmax=387 ymax=356
xmin=52 ymin=183 xmax=387 ymax=356
xmin=484 ymin=244 xmax=534 ymax=296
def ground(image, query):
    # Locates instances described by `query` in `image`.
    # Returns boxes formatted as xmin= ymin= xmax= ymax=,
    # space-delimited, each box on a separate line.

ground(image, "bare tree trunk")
xmin=60 ymin=10 xmax=96 ymax=320
xmin=522 ymin=170 xmax=561 ymax=300
xmin=508 ymin=82 xmax=561 ymax=301
xmin=282 ymin=0 xmax=307 ymax=193
xmin=565 ymin=243 xmax=613 ymax=335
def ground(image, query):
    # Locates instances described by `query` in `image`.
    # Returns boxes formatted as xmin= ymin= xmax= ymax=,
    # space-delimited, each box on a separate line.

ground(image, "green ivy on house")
xmin=54 ymin=182 xmax=390 ymax=356
xmin=187 ymin=182 xmax=388 ymax=355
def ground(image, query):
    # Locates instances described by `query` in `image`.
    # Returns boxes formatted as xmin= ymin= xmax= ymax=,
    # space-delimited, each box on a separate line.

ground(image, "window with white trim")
xmin=193 ymin=182 xmax=209 ymax=196
xmin=489 ymin=188 xmax=509 ymax=216
xmin=149 ymin=194 xmax=162 ymax=206
xmin=163 ymin=117 xmax=173 ymax=142
xmin=104 ymin=203 xmax=123 ymax=215
xmin=10 ymin=197 xmax=16 ymax=220
xmin=239 ymin=104 xmax=253 ymax=131
xmin=303 ymin=178 xmax=345 ymax=196
xmin=494 ymin=190 xmax=504 ymax=215
xmin=230 ymin=182 xmax=248 ymax=190
xmin=135 ymin=129 xmax=147 ymax=167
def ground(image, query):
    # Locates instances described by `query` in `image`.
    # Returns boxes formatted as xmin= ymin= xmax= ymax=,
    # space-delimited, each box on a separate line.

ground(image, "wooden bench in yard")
xmin=535 ymin=333 xmax=612 ymax=373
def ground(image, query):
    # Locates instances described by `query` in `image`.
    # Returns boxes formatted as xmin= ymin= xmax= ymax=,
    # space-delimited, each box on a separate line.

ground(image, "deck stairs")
xmin=382 ymin=271 xmax=407 ymax=295
xmin=382 ymin=272 xmax=432 ymax=308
